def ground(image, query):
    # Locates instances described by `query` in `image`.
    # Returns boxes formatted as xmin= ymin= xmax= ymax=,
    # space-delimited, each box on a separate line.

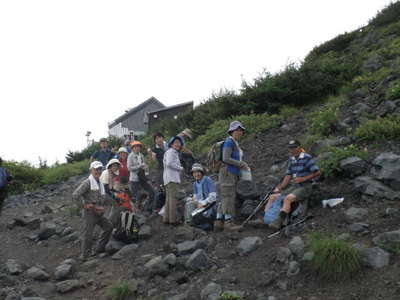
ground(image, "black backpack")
xmin=113 ymin=211 xmax=140 ymax=244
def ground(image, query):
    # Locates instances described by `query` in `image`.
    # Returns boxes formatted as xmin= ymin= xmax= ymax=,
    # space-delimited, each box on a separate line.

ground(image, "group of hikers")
xmin=72 ymin=120 xmax=321 ymax=260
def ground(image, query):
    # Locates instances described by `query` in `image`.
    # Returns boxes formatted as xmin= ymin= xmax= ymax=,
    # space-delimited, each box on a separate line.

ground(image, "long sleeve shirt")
xmin=163 ymin=148 xmax=183 ymax=185
xmin=127 ymin=152 xmax=145 ymax=182
xmin=72 ymin=178 xmax=113 ymax=208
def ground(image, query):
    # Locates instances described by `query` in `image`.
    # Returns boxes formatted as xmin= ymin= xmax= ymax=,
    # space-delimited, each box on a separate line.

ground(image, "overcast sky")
xmin=0 ymin=0 xmax=392 ymax=165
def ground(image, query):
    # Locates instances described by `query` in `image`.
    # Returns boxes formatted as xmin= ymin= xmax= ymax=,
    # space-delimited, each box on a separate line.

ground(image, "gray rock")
xmin=105 ymin=239 xmax=125 ymax=254
xmin=41 ymin=205 xmax=53 ymax=214
xmin=55 ymin=279 xmax=81 ymax=293
xmin=286 ymin=260 xmax=300 ymax=277
xmin=237 ymin=180 xmax=259 ymax=199
xmin=276 ymin=247 xmax=292 ymax=263
xmin=240 ymin=199 xmax=258 ymax=216
xmin=353 ymin=176 xmax=399 ymax=201
xmin=267 ymin=297 xmax=277 ymax=300
xmin=167 ymin=293 xmax=188 ymax=300
xmin=135 ymin=214 xmax=147 ymax=226
xmin=288 ymin=236 xmax=305 ymax=259
xmin=139 ymin=225 xmax=152 ymax=239
xmin=372 ymin=229 xmax=400 ymax=250
xmin=5 ymin=259 xmax=28 ymax=275
xmin=349 ymin=223 xmax=369 ymax=233
xmin=14 ymin=217 xmax=41 ymax=230
xmin=145 ymin=256 xmax=169 ymax=276
xmin=352 ymin=103 xmax=370 ymax=116
xmin=112 ymin=243 xmax=138 ymax=260
xmin=200 ymin=282 xmax=222 ymax=300
xmin=337 ymin=233 xmax=351 ymax=241
xmin=80 ymin=259 xmax=100 ymax=271
xmin=344 ymin=207 xmax=368 ymax=223
xmin=377 ymin=100 xmax=397 ymax=117
xmin=21 ymin=298 xmax=47 ymax=300
xmin=371 ymin=152 xmax=400 ymax=191
xmin=26 ymin=267 xmax=50 ymax=281
xmin=237 ymin=236 xmax=263 ymax=256
xmin=60 ymin=259 xmax=76 ymax=265
xmin=60 ymin=231 xmax=79 ymax=243
xmin=55 ymin=264 xmax=73 ymax=280
xmin=385 ymin=207 xmax=399 ymax=216
xmin=61 ymin=227 xmax=74 ymax=236
xmin=340 ymin=156 xmax=366 ymax=177
xmin=38 ymin=222 xmax=57 ymax=240
xmin=360 ymin=247 xmax=390 ymax=268
xmin=163 ymin=253 xmax=177 ymax=267
xmin=270 ymin=165 xmax=280 ymax=174
xmin=176 ymin=240 xmax=206 ymax=256
xmin=185 ymin=249 xmax=209 ymax=271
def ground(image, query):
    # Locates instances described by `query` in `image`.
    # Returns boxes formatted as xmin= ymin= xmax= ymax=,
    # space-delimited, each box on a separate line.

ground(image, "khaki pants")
xmin=81 ymin=209 xmax=113 ymax=259
xmin=218 ymin=167 xmax=239 ymax=218
xmin=163 ymin=182 xmax=180 ymax=224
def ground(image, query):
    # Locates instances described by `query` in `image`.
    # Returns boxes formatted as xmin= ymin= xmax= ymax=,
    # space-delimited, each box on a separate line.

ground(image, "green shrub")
xmin=355 ymin=116 xmax=400 ymax=141
xmin=385 ymin=78 xmax=400 ymax=100
xmin=351 ymin=66 xmax=393 ymax=89
xmin=40 ymin=160 xmax=89 ymax=185
xmin=191 ymin=113 xmax=283 ymax=155
xmin=309 ymin=30 xmax=357 ymax=56
xmin=370 ymin=1 xmax=400 ymax=27
xmin=317 ymin=145 xmax=368 ymax=177
xmin=309 ymin=235 xmax=362 ymax=281
xmin=307 ymin=96 xmax=344 ymax=137
xmin=218 ymin=293 xmax=242 ymax=300
xmin=107 ymin=281 xmax=132 ymax=300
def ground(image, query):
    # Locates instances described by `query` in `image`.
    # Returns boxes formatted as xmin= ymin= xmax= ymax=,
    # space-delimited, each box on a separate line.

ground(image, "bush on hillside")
xmin=3 ymin=159 xmax=90 ymax=194
xmin=309 ymin=234 xmax=362 ymax=282
xmin=107 ymin=281 xmax=132 ymax=300
xmin=317 ymin=145 xmax=368 ymax=178
xmin=307 ymin=96 xmax=344 ymax=137
xmin=385 ymin=78 xmax=400 ymax=100
xmin=309 ymin=30 xmax=358 ymax=56
xmin=370 ymin=1 xmax=400 ymax=27
xmin=191 ymin=112 xmax=287 ymax=155
xmin=355 ymin=115 xmax=400 ymax=141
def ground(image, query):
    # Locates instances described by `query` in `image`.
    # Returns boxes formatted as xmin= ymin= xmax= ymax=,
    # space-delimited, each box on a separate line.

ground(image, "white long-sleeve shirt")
xmin=163 ymin=148 xmax=183 ymax=185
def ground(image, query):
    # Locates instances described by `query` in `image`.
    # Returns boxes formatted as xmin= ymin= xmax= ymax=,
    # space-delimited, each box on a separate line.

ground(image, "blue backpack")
xmin=263 ymin=195 xmax=284 ymax=224
xmin=0 ymin=168 xmax=7 ymax=189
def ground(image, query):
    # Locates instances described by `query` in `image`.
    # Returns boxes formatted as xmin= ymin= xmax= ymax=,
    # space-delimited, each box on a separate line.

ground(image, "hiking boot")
xmin=213 ymin=219 xmax=224 ymax=232
xmin=224 ymin=220 xmax=240 ymax=232
xmin=247 ymin=218 xmax=266 ymax=228
xmin=269 ymin=216 xmax=283 ymax=231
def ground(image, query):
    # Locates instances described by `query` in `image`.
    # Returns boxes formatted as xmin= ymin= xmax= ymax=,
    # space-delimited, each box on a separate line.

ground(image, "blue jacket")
xmin=192 ymin=176 xmax=217 ymax=206
xmin=222 ymin=137 xmax=240 ymax=175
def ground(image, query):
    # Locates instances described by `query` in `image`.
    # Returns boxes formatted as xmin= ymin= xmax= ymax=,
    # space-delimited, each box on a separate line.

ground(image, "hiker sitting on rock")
xmin=72 ymin=161 xmax=114 ymax=261
xmin=185 ymin=163 xmax=217 ymax=227
xmin=267 ymin=139 xmax=321 ymax=230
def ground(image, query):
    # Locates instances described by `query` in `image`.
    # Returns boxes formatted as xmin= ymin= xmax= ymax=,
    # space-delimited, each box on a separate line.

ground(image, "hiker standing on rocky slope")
xmin=163 ymin=135 xmax=185 ymax=225
xmin=127 ymin=141 xmax=156 ymax=213
xmin=214 ymin=120 xmax=250 ymax=231
xmin=267 ymin=139 xmax=321 ymax=230
xmin=0 ymin=157 xmax=12 ymax=216
xmin=116 ymin=147 xmax=130 ymax=183
xmin=72 ymin=161 xmax=114 ymax=260
xmin=149 ymin=132 xmax=168 ymax=188
xmin=91 ymin=138 xmax=114 ymax=167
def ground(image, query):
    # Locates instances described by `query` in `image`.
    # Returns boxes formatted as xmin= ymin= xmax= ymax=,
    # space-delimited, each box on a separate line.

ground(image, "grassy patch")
xmin=107 ymin=281 xmax=133 ymax=300
xmin=385 ymin=78 xmax=400 ymax=100
xmin=306 ymin=96 xmax=344 ymax=137
xmin=317 ymin=145 xmax=368 ymax=177
xmin=309 ymin=234 xmax=362 ymax=282
xmin=355 ymin=116 xmax=400 ymax=141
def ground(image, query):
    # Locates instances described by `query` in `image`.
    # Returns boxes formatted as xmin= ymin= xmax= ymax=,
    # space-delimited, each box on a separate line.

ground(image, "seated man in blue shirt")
xmin=267 ymin=139 xmax=321 ymax=230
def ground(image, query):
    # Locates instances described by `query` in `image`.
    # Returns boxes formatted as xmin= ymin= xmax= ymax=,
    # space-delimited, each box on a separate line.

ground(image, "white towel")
xmin=88 ymin=174 xmax=105 ymax=195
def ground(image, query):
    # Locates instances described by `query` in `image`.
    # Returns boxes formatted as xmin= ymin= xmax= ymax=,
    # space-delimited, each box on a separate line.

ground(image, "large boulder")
xmin=237 ymin=236 xmax=263 ymax=256
xmin=26 ymin=267 xmax=50 ymax=281
xmin=5 ymin=259 xmax=28 ymax=275
xmin=105 ymin=239 xmax=125 ymax=254
xmin=54 ymin=264 xmax=73 ymax=281
xmin=240 ymin=199 xmax=258 ymax=216
xmin=288 ymin=236 xmax=305 ymax=259
xmin=176 ymin=240 xmax=206 ymax=256
xmin=353 ymin=176 xmax=399 ymax=201
xmin=236 ymin=180 xmax=259 ymax=200
xmin=112 ymin=244 xmax=139 ymax=260
xmin=344 ymin=207 xmax=368 ymax=223
xmin=200 ymin=282 xmax=222 ymax=300
xmin=185 ymin=249 xmax=209 ymax=271
xmin=370 ymin=153 xmax=400 ymax=191
xmin=38 ymin=222 xmax=57 ymax=240
xmin=55 ymin=279 xmax=81 ymax=293
xmin=339 ymin=157 xmax=366 ymax=177
xmin=372 ymin=230 xmax=400 ymax=250
xmin=360 ymin=247 xmax=390 ymax=268
xmin=145 ymin=256 xmax=169 ymax=276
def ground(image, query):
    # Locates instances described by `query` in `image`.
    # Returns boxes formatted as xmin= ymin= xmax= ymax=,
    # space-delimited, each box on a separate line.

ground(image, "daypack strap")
xmin=126 ymin=212 xmax=135 ymax=234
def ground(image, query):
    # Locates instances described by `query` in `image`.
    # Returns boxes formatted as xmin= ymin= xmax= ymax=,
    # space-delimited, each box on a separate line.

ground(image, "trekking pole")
xmin=240 ymin=186 xmax=278 ymax=227
xmin=267 ymin=215 xmax=313 ymax=239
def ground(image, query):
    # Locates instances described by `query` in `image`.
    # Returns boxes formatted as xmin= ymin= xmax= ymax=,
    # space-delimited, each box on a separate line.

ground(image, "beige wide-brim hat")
xmin=180 ymin=128 xmax=193 ymax=139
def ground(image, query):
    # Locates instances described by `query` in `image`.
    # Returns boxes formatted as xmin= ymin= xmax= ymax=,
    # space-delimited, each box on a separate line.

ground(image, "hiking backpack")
xmin=206 ymin=141 xmax=224 ymax=173
xmin=113 ymin=211 xmax=140 ymax=244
